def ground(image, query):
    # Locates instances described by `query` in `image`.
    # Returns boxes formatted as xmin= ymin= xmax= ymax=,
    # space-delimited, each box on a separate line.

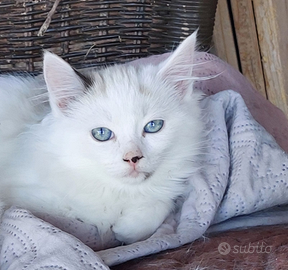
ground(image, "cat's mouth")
xmin=125 ymin=170 xmax=152 ymax=182
xmin=129 ymin=170 xmax=140 ymax=178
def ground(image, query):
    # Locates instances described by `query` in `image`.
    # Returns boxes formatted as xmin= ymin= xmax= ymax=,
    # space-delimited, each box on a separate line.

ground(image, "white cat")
xmin=0 ymin=31 xmax=204 ymax=244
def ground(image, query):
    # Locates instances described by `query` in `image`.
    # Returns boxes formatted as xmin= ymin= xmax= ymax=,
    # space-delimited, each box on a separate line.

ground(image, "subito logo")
xmin=218 ymin=242 xmax=231 ymax=255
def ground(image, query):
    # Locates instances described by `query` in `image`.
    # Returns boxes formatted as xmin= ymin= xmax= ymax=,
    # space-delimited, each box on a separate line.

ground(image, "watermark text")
xmin=218 ymin=242 xmax=272 ymax=255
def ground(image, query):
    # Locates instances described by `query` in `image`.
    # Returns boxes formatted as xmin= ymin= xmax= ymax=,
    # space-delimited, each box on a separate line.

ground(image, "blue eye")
xmin=91 ymin=127 xmax=113 ymax=141
xmin=144 ymin=120 xmax=164 ymax=133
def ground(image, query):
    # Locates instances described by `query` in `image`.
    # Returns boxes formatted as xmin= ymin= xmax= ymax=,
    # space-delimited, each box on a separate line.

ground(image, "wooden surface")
xmin=214 ymin=0 xmax=288 ymax=119
xmin=230 ymin=0 xmax=267 ymax=99
xmin=253 ymin=0 xmax=288 ymax=118
xmin=213 ymin=0 xmax=239 ymax=71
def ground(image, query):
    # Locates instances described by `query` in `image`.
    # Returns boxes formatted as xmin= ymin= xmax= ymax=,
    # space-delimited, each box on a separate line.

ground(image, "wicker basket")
xmin=0 ymin=0 xmax=218 ymax=73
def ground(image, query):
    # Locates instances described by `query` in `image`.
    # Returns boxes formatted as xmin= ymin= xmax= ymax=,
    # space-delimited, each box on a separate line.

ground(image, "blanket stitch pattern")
xmin=0 ymin=209 xmax=109 ymax=269
xmin=1 ymin=90 xmax=288 ymax=269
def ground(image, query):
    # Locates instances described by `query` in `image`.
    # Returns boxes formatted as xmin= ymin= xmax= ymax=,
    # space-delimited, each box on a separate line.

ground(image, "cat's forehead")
xmin=82 ymin=66 xmax=160 ymax=110
xmin=83 ymin=84 xmax=156 ymax=120
xmin=89 ymin=64 xmax=159 ymax=96
xmin=75 ymin=64 xmax=178 ymax=123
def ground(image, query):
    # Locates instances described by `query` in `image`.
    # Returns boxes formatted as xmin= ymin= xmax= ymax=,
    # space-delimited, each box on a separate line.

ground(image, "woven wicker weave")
xmin=0 ymin=0 xmax=218 ymax=73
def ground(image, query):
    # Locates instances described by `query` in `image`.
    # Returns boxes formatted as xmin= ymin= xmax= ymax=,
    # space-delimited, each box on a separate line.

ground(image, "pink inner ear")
xmin=57 ymin=99 xmax=69 ymax=109
xmin=43 ymin=51 xmax=86 ymax=116
xmin=177 ymin=81 xmax=189 ymax=95
xmin=157 ymin=32 xmax=197 ymax=93
xmin=57 ymin=96 xmax=78 ymax=109
xmin=159 ymin=63 xmax=194 ymax=95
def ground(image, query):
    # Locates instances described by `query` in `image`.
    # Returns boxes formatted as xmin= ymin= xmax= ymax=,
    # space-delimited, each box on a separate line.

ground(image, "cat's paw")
xmin=112 ymin=202 xmax=172 ymax=244
xmin=112 ymin=216 xmax=156 ymax=244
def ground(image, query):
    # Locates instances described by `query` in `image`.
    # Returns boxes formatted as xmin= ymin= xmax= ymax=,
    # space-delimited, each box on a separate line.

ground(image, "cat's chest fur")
xmin=0 ymin=31 xmax=204 ymax=244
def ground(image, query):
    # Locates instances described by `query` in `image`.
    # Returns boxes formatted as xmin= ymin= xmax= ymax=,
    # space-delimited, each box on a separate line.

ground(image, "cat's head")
xmin=42 ymin=31 xmax=203 ymax=186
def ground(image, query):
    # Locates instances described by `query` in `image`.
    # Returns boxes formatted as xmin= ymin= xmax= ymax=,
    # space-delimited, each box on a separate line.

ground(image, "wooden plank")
xmin=230 ymin=0 xmax=267 ymax=98
xmin=253 ymin=0 xmax=288 ymax=118
xmin=213 ymin=0 xmax=239 ymax=70
xmin=213 ymin=0 xmax=239 ymax=71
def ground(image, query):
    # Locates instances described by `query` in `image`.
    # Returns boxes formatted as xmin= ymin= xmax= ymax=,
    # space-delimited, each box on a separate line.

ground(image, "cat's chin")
xmin=121 ymin=171 xmax=152 ymax=185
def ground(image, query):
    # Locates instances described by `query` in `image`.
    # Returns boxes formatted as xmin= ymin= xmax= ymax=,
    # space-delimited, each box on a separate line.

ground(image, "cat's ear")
xmin=157 ymin=30 xmax=197 ymax=98
xmin=43 ymin=51 xmax=90 ymax=117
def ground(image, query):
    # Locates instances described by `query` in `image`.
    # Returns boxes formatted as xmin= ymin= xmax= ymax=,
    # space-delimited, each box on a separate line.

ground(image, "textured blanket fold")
xmin=2 ymin=53 xmax=288 ymax=269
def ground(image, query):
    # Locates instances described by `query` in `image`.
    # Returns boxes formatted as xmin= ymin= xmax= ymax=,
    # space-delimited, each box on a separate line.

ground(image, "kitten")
xmin=0 ymin=31 xmax=204 ymax=244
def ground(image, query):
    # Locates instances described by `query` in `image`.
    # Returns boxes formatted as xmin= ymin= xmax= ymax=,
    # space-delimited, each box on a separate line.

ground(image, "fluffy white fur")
xmin=0 ymin=32 xmax=204 ymax=244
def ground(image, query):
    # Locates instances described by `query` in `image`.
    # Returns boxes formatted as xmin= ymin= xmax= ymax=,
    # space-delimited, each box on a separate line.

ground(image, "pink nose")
xmin=123 ymin=150 xmax=143 ymax=164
